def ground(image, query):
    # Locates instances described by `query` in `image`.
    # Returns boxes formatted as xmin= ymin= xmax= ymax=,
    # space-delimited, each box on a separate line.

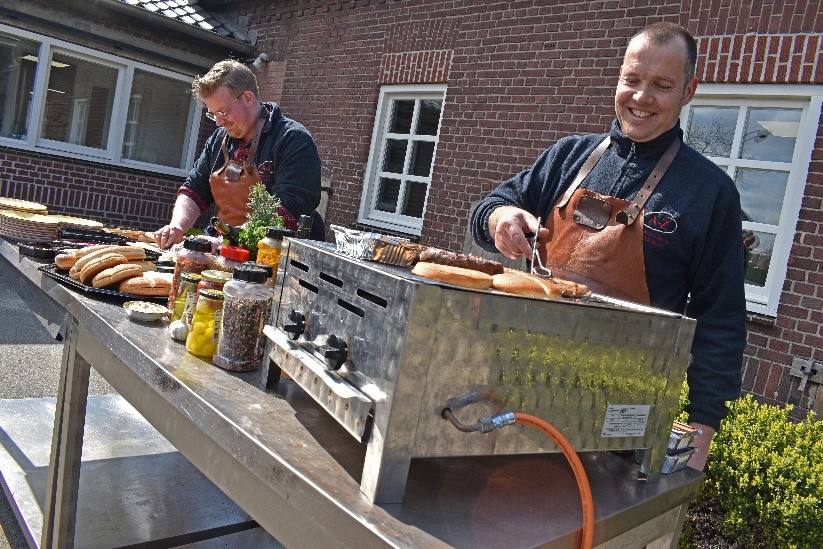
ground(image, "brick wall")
xmin=242 ymin=0 xmax=823 ymax=416
xmin=0 ymin=149 xmax=179 ymax=231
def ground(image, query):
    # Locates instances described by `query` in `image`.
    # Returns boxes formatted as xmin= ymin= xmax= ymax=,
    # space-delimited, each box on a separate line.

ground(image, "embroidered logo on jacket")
xmin=644 ymin=211 xmax=677 ymax=234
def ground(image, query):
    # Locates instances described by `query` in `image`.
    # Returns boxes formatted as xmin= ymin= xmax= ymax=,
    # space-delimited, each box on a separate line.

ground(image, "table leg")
xmin=41 ymin=316 xmax=90 ymax=549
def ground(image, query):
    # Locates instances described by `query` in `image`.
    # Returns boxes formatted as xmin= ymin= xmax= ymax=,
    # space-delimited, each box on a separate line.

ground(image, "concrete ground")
xmin=0 ymin=280 xmax=114 ymax=548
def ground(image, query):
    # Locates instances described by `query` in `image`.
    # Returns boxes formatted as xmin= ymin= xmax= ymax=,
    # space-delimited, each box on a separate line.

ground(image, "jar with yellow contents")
xmin=171 ymin=272 xmax=203 ymax=325
xmin=256 ymin=227 xmax=293 ymax=281
xmin=185 ymin=289 xmax=224 ymax=360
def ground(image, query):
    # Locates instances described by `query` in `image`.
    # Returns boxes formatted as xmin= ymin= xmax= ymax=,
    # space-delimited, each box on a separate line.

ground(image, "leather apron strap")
xmin=541 ymin=136 xmax=682 ymax=304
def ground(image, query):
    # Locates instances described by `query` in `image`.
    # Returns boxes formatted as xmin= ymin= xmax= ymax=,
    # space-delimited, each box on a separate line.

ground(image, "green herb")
xmin=237 ymin=183 xmax=284 ymax=255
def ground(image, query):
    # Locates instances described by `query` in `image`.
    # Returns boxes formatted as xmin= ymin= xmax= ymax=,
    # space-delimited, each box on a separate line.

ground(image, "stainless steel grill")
xmin=264 ymin=239 xmax=696 ymax=503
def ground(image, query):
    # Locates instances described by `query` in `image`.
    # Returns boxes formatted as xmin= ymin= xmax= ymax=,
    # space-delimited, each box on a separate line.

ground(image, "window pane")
xmin=401 ymin=181 xmax=428 ymax=218
xmin=416 ymin=100 xmax=441 ymax=136
xmin=409 ymin=141 xmax=435 ymax=177
xmin=382 ymin=138 xmax=407 ymax=173
xmin=0 ymin=32 xmax=40 ymax=140
xmin=743 ymin=231 xmax=775 ymax=287
xmin=739 ymin=108 xmax=801 ymax=163
xmin=375 ymin=177 xmax=400 ymax=212
xmin=685 ymin=106 xmax=737 ymax=157
xmin=735 ymin=168 xmax=788 ymax=226
xmin=388 ymin=100 xmax=413 ymax=134
xmin=124 ymin=70 xmax=192 ymax=168
xmin=42 ymin=53 xmax=117 ymax=149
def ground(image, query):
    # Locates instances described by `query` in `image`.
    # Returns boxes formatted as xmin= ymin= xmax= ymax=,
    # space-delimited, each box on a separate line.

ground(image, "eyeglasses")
xmin=205 ymin=93 xmax=244 ymax=121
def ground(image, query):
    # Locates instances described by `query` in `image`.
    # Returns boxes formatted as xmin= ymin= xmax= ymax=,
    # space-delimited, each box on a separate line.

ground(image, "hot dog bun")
xmin=78 ymin=252 xmax=129 ymax=285
xmin=118 ymin=271 xmax=173 ymax=296
xmin=92 ymin=263 xmax=144 ymax=288
xmin=69 ymin=245 xmax=146 ymax=279
xmin=411 ymin=261 xmax=493 ymax=290
xmin=491 ymin=272 xmax=558 ymax=299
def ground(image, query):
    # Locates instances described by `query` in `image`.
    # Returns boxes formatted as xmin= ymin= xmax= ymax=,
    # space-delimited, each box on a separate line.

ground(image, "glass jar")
xmin=256 ymin=227 xmax=293 ymax=281
xmin=213 ymin=266 xmax=273 ymax=371
xmin=169 ymin=236 xmax=214 ymax=310
xmin=216 ymin=245 xmax=250 ymax=272
xmin=171 ymin=271 xmax=203 ymax=325
xmin=185 ymin=289 xmax=224 ymax=360
xmin=198 ymin=269 xmax=232 ymax=293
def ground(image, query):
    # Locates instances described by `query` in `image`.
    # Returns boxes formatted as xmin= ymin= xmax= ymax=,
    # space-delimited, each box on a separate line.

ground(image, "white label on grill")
xmin=601 ymin=404 xmax=650 ymax=437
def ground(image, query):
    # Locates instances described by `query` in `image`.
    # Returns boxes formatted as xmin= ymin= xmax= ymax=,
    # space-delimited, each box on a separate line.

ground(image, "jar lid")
xmin=198 ymin=288 xmax=225 ymax=299
xmin=220 ymin=245 xmax=250 ymax=261
xmin=243 ymin=261 xmax=274 ymax=278
xmin=232 ymin=265 xmax=267 ymax=283
xmin=201 ymin=269 xmax=232 ymax=284
xmin=266 ymin=227 xmax=295 ymax=239
xmin=180 ymin=272 xmax=203 ymax=283
xmin=183 ymin=236 xmax=212 ymax=252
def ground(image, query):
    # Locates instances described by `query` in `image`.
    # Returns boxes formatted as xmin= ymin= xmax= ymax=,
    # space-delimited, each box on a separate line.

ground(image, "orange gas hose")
xmin=514 ymin=412 xmax=594 ymax=549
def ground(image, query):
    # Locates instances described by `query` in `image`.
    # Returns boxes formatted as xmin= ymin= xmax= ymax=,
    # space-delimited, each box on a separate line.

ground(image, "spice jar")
xmin=213 ymin=266 xmax=272 ymax=371
xmin=216 ymin=245 xmax=250 ymax=272
xmin=170 ymin=272 xmax=203 ymax=325
xmin=198 ymin=269 xmax=232 ymax=293
xmin=256 ymin=227 xmax=293 ymax=281
xmin=169 ymin=236 xmax=214 ymax=310
xmin=185 ymin=289 xmax=224 ymax=359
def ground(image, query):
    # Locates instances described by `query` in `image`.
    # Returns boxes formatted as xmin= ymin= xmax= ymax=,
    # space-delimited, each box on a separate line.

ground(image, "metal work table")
xmin=0 ymin=238 xmax=703 ymax=548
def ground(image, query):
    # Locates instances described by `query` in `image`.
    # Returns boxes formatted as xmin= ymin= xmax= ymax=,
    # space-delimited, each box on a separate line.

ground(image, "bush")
xmin=679 ymin=390 xmax=823 ymax=548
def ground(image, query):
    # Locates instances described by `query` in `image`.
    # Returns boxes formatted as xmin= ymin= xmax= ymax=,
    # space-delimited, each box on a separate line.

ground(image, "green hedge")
xmin=678 ymin=389 xmax=823 ymax=548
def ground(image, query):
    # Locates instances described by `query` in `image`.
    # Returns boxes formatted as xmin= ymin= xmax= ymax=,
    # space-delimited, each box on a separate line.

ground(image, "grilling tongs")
xmin=527 ymin=216 xmax=552 ymax=278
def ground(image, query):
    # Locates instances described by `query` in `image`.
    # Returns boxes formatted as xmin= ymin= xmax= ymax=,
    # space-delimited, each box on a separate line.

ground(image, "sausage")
xmin=418 ymin=248 xmax=505 ymax=276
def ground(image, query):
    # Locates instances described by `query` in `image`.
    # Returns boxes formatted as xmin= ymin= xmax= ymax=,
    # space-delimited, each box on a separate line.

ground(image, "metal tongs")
xmin=527 ymin=216 xmax=552 ymax=278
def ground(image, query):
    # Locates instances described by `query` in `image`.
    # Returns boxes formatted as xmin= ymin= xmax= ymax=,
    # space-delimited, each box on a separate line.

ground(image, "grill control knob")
xmin=320 ymin=334 xmax=348 ymax=371
xmin=283 ymin=310 xmax=305 ymax=340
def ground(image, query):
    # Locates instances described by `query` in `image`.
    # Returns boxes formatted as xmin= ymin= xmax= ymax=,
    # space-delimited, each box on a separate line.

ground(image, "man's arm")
xmin=154 ymin=194 xmax=202 ymax=249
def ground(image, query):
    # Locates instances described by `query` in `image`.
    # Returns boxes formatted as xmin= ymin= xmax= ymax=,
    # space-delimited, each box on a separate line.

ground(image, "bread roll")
xmin=78 ymin=253 xmax=129 ymax=285
xmin=118 ymin=271 xmax=173 ymax=296
xmin=491 ymin=272 xmax=553 ymax=298
xmin=411 ymin=261 xmax=493 ymax=290
xmin=92 ymin=263 xmax=144 ymax=288
xmin=69 ymin=245 xmax=146 ymax=279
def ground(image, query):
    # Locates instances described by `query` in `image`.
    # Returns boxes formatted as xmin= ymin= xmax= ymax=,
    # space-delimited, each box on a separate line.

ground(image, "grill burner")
xmin=264 ymin=239 xmax=696 ymax=503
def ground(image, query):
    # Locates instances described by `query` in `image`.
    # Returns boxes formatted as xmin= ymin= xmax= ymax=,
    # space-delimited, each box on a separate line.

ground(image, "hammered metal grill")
xmin=264 ymin=239 xmax=696 ymax=503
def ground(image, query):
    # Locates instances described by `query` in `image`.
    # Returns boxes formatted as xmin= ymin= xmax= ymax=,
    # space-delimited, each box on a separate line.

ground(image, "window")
xmin=681 ymin=85 xmax=822 ymax=317
xmin=0 ymin=25 xmax=199 ymax=176
xmin=359 ymin=85 xmax=446 ymax=234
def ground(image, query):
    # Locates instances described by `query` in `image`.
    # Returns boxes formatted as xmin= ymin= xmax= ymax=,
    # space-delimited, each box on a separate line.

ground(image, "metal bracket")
xmin=790 ymin=357 xmax=823 ymax=392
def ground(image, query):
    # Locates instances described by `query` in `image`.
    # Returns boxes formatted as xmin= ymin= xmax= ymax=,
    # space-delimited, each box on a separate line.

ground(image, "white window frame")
xmin=359 ymin=84 xmax=447 ymax=235
xmin=0 ymin=23 xmax=200 ymax=177
xmin=681 ymin=84 xmax=822 ymax=317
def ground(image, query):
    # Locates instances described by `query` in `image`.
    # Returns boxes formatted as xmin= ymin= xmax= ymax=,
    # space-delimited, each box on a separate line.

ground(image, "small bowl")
xmin=123 ymin=301 xmax=170 ymax=322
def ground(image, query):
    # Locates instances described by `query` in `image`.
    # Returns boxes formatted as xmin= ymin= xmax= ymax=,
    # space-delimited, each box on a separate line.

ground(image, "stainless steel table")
xmin=0 ymin=238 xmax=703 ymax=548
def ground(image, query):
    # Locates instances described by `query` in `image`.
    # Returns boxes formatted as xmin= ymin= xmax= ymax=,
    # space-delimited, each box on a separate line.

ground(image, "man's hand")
xmin=488 ymin=205 xmax=549 ymax=259
xmin=686 ymin=422 xmax=715 ymax=471
xmin=154 ymin=225 xmax=185 ymax=249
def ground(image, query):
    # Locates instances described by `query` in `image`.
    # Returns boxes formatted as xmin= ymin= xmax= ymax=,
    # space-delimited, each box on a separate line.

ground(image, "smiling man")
xmin=471 ymin=22 xmax=746 ymax=471
xmin=155 ymin=60 xmax=324 ymax=249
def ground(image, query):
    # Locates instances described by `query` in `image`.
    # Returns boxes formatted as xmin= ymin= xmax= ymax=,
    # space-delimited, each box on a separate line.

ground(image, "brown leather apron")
xmin=209 ymin=119 xmax=265 ymax=226
xmin=539 ymin=137 xmax=680 ymax=304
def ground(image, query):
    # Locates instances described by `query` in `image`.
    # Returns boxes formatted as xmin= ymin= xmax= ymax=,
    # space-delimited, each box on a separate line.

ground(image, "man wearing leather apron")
xmin=471 ymin=22 xmax=746 ymax=471
xmin=155 ymin=60 xmax=323 ymax=249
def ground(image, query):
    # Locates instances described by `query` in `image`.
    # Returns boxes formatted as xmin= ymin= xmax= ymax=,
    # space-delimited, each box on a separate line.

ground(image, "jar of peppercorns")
xmin=213 ymin=265 xmax=272 ymax=372
xmin=185 ymin=289 xmax=224 ymax=360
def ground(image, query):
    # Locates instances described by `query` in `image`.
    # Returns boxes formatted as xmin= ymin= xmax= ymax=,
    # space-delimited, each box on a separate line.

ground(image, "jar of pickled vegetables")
xmin=171 ymin=272 xmax=202 ymax=325
xmin=198 ymin=269 xmax=232 ymax=293
xmin=185 ymin=289 xmax=224 ymax=360
xmin=169 ymin=236 xmax=214 ymax=310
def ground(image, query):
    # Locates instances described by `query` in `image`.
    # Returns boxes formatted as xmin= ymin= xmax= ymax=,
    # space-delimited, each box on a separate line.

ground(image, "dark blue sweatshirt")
xmin=471 ymin=120 xmax=747 ymax=430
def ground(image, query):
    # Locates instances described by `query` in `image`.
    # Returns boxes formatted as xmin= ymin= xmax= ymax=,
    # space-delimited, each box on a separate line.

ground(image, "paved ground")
xmin=0 ymin=281 xmax=114 ymax=548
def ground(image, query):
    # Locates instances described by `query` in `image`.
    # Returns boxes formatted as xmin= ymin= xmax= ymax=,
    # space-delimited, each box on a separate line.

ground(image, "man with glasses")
xmin=155 ymin=60 xmax=323 ymax=248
